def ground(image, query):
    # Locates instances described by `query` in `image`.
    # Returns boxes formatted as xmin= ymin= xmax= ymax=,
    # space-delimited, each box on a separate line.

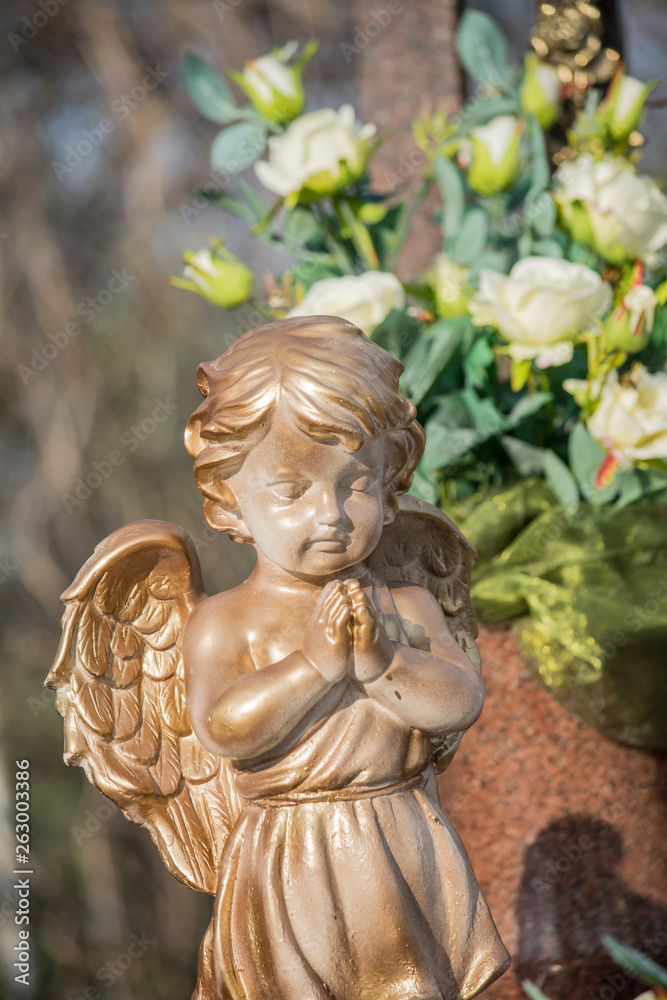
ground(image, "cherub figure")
xmin=47 ymin=316 xmax=510 ymax=1000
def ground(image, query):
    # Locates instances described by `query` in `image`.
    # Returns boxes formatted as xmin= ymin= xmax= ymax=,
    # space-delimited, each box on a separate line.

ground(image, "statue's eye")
xmin=348 ymin=475 xmax=373 ymax=493
xmin=270 ymin=481 xmax=307 ymax=501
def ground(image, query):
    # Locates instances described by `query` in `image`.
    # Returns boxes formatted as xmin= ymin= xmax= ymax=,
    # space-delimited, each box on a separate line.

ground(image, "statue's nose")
xmin=314 ymin=487 xmax=346 ymax=527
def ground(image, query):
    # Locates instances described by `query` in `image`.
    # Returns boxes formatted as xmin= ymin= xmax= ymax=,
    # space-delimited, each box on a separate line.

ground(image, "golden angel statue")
xmin=47 ymin=316 xmax=510 ymax=1000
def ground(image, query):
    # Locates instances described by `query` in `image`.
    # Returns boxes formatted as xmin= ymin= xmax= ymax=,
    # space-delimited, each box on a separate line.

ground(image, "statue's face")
xmin=228 ymin=404 xmax=386 ymax=579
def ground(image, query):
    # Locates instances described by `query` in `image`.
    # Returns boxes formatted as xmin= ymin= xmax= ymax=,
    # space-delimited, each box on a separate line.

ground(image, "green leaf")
xmin=402 ymin=318 xmax=467 ymax=404
xmin=638 ymin=466 xmax=667 ymax=500
xmin=372 ymin=204 xmax=404 ymax=268
xmin=408 ymin=461 xmax=438 ymax=503
xmin=454 ymin=95 xmax=519 ymax=133
xmin=614 ymin=469 xmax=645 ymax=508
xmin=533 ymin=238 xmax=563 ymax=258
xmin=210 ymin=121 xmax=268 ymax=173
xmin=421 ymin=421 xmax=481 ymax=472
xmin=184 ymin=53 xmax=240 ymax=124
xmin=370 ymin=309 xmax=421 ymax=361
xmin=616 ymin=466 xmax=667 ymax=507
xmin=526 ymin=194 xmax=557 ymax=238
xmin=435 ymin=157 xmax=465 ymax=239
xmin=569 ymin=422 xmax=619 ymax=506
xmin=464 ymin=336 xmax=494 ymax=389
xmin=237 ymin=180 xmax=268 ymax=222
xmin=501 ymin=436 xmax=546 ymax=477
xmin=427 ymin=392 xmax=470 ymax=429
xmin=508 ymin=392 xmax=552 ymax=425
xmin=638 ymin=301 xmax=667 ymax=370
xmin=421 ymin=386 xmax=554 ymax=477
xmin=469 ymin=250 xmax=510 ymax=285
xmin=542 ymin=449 xmax=579 ymax=506
xmin=289 ymin=261 xmax=340 ymax=289
xmin=284 ymin=207 xmax=321 ymax=247
xmin=460 ymin=387 xmax=504 ymax=433
xmin=275 ymin=39 xmax=299 ymax=61
xmin=451 ymin=207 xmax=489 ymax=266
xmin=601 ymin=935 xmax=667 ymax=991
xmin=456 ymin=10 xmax=511 ymax=87
xmin=293 ymin=38 xmax=319 ymax=70
xmin=194 ymin=190 xmax=257 ymax=225
xmin=521 ymin=981 xmax=553 ymax=1000
xmin=338 ymin=199 xmax=380 ymax=270
xmin=527 ymin=113 xmax=549 ymax=193
xmin=518 ymin=232 xmax=534 ymax=257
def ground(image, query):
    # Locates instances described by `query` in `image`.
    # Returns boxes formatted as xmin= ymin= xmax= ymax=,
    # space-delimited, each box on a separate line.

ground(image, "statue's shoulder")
xmin=183 ymin=583 xmax=252 ymax=661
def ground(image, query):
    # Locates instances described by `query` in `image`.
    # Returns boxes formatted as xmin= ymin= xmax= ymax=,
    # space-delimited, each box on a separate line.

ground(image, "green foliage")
xmin=500 ymin=436 xmax=546 ymax=477
xmin=183 ymin=53 xmax=242 ymax=124
xmin=370 ymin=309 xmax=421 ymax=361
xmin=401 ymin=318 xmax=468 ymax=403
xmin=542 ymin=449 xmax=579 ymax=506
xmin=464 ymin=335 xmax=494 ymax=389
xmin=195 ymin=190 xmax=257 ymax=225
xmin=454 ymin=95 xmax=519 ymax=132
xmin=210 ymin=121 xmax=268 ymax=172
xmin=569 ymin=422 xmax=619 ymax=505
xmin=521 ymin=982 xmax=552 ymax=1000
xmin=456 ymin=10 xmax=511 ymax=88
xmin=601 ymin=934 xmax=667 ymax=990
xmin=289 ymin=261 xmax=340 ymax=289
xmin=435 ymin=157 xmax=465 ymax=238
xmin=421 ymin=389 xmax=552 ymax=479
xmin=238 ymin=180 xmax=269 ymax=221
xmin=178 ymin=21 xmax=667 ymax=517
xmin=284 ymin=207 xmax=321 ymax=246
xmin=451 ymin=207 xmax=489 ymax=265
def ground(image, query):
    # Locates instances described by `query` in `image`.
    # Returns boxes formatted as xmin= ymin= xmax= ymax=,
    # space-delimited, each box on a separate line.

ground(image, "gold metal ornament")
xmin=47 ymin=316 xmax=510 ymax=1000
xmin=531 ymin=0 xmax=620 ymax=100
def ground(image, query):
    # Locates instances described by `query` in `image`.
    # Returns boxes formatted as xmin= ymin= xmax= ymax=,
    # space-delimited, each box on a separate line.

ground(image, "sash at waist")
xmin=245 ymin=773 xmax=424 ymax=808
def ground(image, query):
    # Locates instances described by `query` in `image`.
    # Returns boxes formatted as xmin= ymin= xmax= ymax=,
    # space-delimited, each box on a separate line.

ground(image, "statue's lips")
xmin=306 ymin=537 xmax=349 ymax=550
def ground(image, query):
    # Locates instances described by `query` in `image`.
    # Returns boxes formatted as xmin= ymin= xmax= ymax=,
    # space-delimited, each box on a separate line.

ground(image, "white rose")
xmin=588 ymin=365 xmax=667 ymax=463
xmin=228 ymin=41 xmax=317 ymax=124
xmin=520 ymin=55 xmax=561 ymax=128
xmin=603 ymin=283 xmax=658 ymax=354
xmin=255 ymin=105 xmax=376 ymax=204
xmin=468 ymin=256 xmax=612 ymax=367
xmin=169 ymin=244 xmax=253 ymax=308
xmin=461 ymin=115 xmax=522 ymax=196
xmin=287 ymin=271 xmax=405 ymax=335
xmin=555 ymin=154 xmax=667 ymax=263
xmin=245 ymin=56 xmax=297 ymax=104
xmin=600 ymin=70 xmax=657 ymax=142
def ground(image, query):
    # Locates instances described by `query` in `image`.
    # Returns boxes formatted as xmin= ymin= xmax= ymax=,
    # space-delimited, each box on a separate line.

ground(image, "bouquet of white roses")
xmin=172 ymin=17 xmax=667 ymax=747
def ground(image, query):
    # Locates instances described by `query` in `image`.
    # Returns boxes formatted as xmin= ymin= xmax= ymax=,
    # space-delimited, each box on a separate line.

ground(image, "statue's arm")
xmin=361 ymin=585 xmax=484 ymax=736
xmin=182 ymin=598 xmax=336 ymax=761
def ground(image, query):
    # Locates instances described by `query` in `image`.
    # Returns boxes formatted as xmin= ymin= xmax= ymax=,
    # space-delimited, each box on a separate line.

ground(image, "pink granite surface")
xmin=438 ymin=623 xmax=667 ymax=1000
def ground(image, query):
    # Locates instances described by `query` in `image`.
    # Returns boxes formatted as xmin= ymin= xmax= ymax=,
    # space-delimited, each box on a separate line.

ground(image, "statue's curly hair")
xmin=185 ymin=315 xmax=425 ymax=543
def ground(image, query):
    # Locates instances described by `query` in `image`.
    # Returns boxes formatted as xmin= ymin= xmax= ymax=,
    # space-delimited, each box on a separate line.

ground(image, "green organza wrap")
xmin=448 ymin=481 xmax=667 ymax=749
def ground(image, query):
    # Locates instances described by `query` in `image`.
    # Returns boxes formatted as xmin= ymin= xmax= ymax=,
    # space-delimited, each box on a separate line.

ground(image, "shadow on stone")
xmin=515 ymin=813 xmax=667 ymax=1000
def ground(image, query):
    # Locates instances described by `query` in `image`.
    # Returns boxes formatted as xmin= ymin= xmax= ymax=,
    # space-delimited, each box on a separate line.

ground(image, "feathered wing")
xmin=366 ymin=495 xmax=480 ymax=773
xmin=45 ymin=520 xmax=241 ymax=894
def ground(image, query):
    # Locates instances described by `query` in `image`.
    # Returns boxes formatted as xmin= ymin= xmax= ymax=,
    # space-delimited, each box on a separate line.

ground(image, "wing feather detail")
xmin=366 ymin=495 xmax=481 ymax=774
xmin=46 ymin=519 xmax=240 ymax=894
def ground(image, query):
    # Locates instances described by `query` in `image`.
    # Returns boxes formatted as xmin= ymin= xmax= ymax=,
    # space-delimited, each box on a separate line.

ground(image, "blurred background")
xmin=1 ymin=1 xmax=665 ymax=998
